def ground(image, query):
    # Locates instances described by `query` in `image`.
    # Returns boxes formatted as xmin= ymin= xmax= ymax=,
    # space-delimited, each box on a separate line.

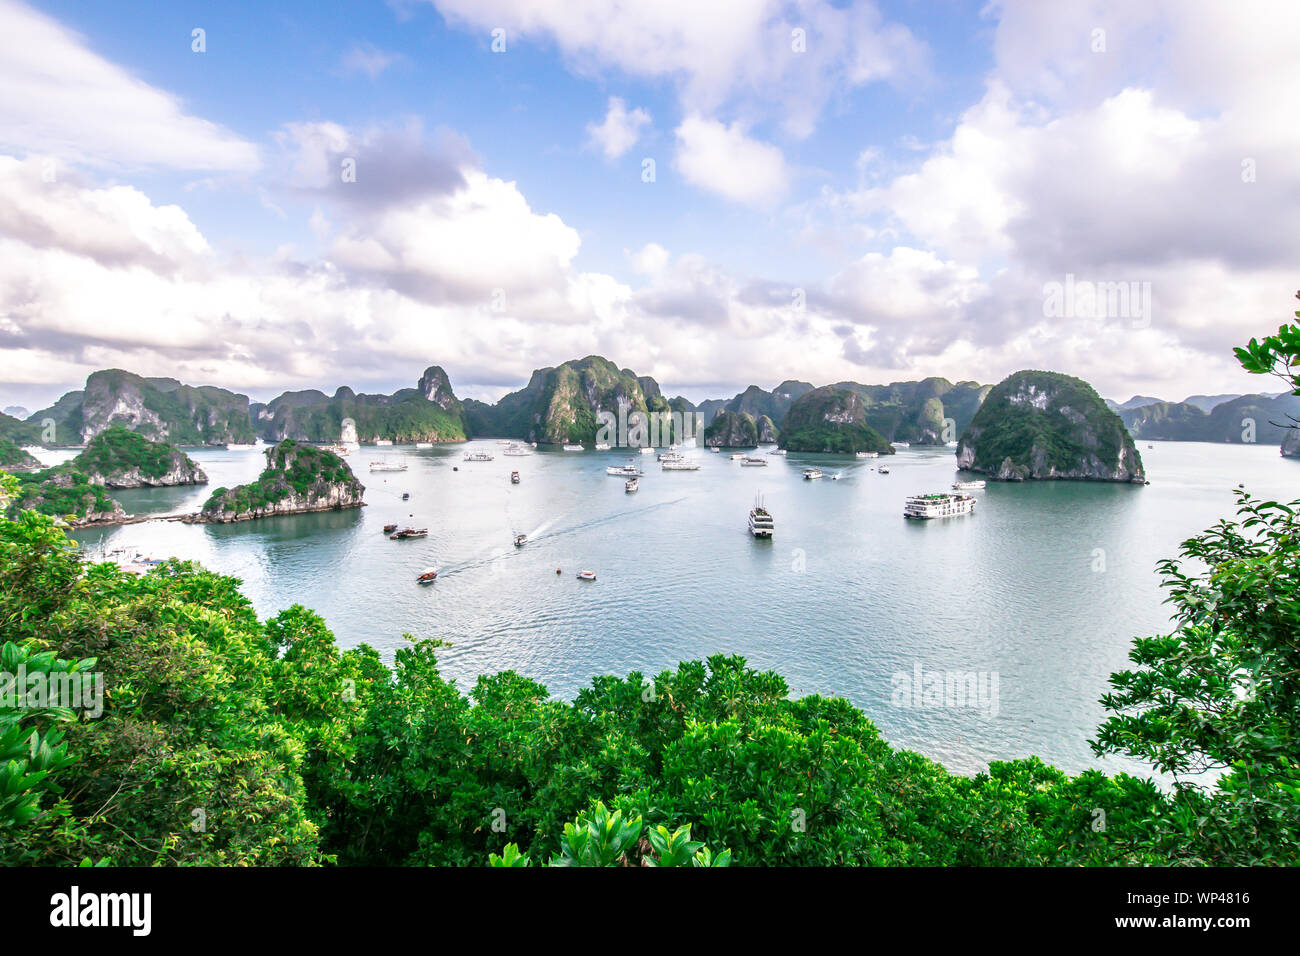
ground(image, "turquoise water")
xmin=70 ymin=440 xmax=1299 ymax=777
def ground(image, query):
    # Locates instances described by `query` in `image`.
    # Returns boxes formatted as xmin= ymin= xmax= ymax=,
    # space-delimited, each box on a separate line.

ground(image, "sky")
xmin=1 ymin=0 xmax=1297 ymax=411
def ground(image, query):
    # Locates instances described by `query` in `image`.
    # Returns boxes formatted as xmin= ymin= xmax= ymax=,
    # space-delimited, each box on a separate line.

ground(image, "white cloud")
xmin=341 ymin=43 xmax=404 ymax=79
xmin=673 ymin=115 xmax=789 ymax=206
xmin=585 ymin=97 xmax=651 ymax=159
xmin=0 ymin=0 xmax=259 ymax=171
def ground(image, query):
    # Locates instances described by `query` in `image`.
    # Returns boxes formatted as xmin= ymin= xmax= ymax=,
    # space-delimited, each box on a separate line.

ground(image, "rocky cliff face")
xmin=198 ymin=441 xmax=363 ymax=523
xmin=703 ymin=410 xmax=758 ymax=448
xmin=957 ymin=371 xmax=1145 ymax=482
xmin=1282 ymin=428 xmax=1300 ymax=459
xmin=756 ymin=414 xmax=779 ymax=444
xmin=778 ymin=387 xmax=894 ymax=454
xmin=418 ymin=366 xmax=462 ymax=414
xmin=258 ymin=370 xmax=467 ymax=444
xmin=30 ymin=369 xmax=255 ymax=446
xmin=6 ymin=469 xmax=126 ymax=526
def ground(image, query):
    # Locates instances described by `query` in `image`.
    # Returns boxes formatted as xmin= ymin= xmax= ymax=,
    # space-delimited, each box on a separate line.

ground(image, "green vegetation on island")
xmin=778 ymin=387 xmax=895 ymax=454
xmin=957 ymin=370 xmax=1144 ymax=481
xmin=0 ymin=438 xmax=41 ymax=473
xmin=200 ymin=440 xmax=363 ymax=522
xmin=703 ymin=409 xmax=759 ymax=448
xmin=71 ymin=426 xmax=207 ymax=488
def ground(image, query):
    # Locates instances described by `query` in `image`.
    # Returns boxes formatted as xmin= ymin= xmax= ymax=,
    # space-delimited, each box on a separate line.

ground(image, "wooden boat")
xmin=383 ymin=523 xmax=398 ymax=534
xmin=416 ymin=567 xmax=439 ymax=584
xmin=401 ymin=492 xmax=410 ymax=500
xmin=389 ymin=528 xmax=428 ymax=540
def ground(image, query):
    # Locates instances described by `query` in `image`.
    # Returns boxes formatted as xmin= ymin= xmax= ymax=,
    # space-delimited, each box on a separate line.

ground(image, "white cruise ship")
xmin=225 ymin=442 xmax=257 ymax=451
xmin=594 ymin=442 xmax=612 ymax=451
xmin=658 ymin=451 xmax=684 ymax=462
xmin=463 ymin=451 xmax=494 ymax=461
xmin=661 ymin=459 xmax=700 ymax=471
xmin=606 ymin=463 xmax=640 ymax=477
xmin=369 ymin=460 xmax=408 ymax=472
xmin=952 ymin=480 xmax=986 ymax=490
xmin=740 ymin=457 xmax=768 ymax=467
xmin=374 ymin=439 xmax=393 ymax=446
xmin=855 ymin=451 xmax=878 ymax=459
xmin=904 ymin=492 xmax=976 ymax=519
xmin=802 ymin=468 xmax=823 ymax=480
xmin=563 ymin=443 xmax=584 ymax=451
xmin=748 ymin=496 xmax=774 ymax=538
xmin=891 ymin=441 xmax=910 ymax=449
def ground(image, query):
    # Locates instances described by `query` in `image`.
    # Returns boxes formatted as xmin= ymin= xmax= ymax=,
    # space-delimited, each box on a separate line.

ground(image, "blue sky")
xmin=1 ymin=0 xmax=1297 ymax=409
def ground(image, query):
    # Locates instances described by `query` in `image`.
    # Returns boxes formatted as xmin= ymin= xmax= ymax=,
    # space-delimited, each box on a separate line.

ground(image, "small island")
xmin=956 ymin=370 xmax=1145 ymax=482
xmin=0 ymin=438 xmax=42 ymax=473
xmin=76 ymin=426 xmax=207 ymax=488
xmin=196 ymin=440 xmax=364 ymax=523
xmin=778 ymin=387 xmax=895 ymax=455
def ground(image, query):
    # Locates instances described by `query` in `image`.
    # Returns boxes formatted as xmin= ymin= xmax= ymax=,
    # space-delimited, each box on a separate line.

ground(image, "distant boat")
xmin=803 ymin=468 xmax=823 ymax=480
xmin=856 ymin=451 xmax=878 ymax=459
xmin=904 ymin=493 xmax=975 ymax=520
xmin=463 ymin=452 xmax=494 ymax=462
xmin=748 ymin=495 xmax=774 ymax=538
xmin=1148 ymin=444 xmax=1154 ymax=449
xmin=576 ymin=570 xmax=597 ymax=581
xmin=891 ymin=441 xmax=910 ymax=448
xmin=503 ymin=443 xmax=529 ymax=456
xmin=658 ymin=451 xmax=685 ymax=462
xmin=768 ymin=448 xmax=787 ymax=456
xmin=594 ymin=442 xmax=612 ymax=451
xmin=662 ymin=460 xmax=700 ymax=471
xmin=830 ymin=473 xmax=841 ymax=480
xmin=511 ymin=471 xmax=521 ymax=484
xmin=389 ymin=528 xmax=428 ymax=540
xmin=383 ymin=523 xmax=398 ymax=534
xmin=730 ymin=452 xmax=747 ymax=460
xmin=639 ymin=447 xmax=655 ymax=455
xmin=625 ymin=477 xmax=638 ymax=493
xmin=741 ymin=457 xmax=768 ymax=467
xmin=415 ymin=442 xmax=433 ymax=449
xmin=563 ymin=443 xmax=584 ymax=452
xmin=710 ymin=447 xmax=720 ymax=453
xmin=878 ymin=466 xmax=890 ymax=474
xmin=225 ymin=442 xmax=256 ymax=451
xmin=401 ymin=492 xmax=410 ymax=500
xmin=952 ymin=480 xmax=986 ymax=490
xmin=375 ymin=439 xmax=393 ymax=447
xmin=416 ymin=567 xmax=439 ymax=584
xmin=606 ymin=462 xmax=640 ymax=477
xmin=370 ymin=461 xmax=408 ymax=472
xmin=514 ymin=533 xmax=527 ymax=547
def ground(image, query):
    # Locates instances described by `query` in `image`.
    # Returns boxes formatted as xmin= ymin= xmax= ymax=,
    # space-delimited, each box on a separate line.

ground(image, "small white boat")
xmin=661 ymin=460 xmax=700 ymax=471
xmin=878 ymin=466 xmax=890 ymax=475
xmin=748 ymin=495 xmax=774 ymax=538
xmin=768 ymin=449 xmax=787 ymax=456
xmin=370 ymin=460 xmax=408 ymax=472
xmin=658 ymin=451 xmax=684 ymax=462
xmin=576 ymin=570 xmax=597 ymax=581
xmin=594 ymin=442 xmax=612 ymax=451
xmin=856 ymin=451 xmax=878 ymax=459
xmin=891 ymin=441 xmax=909 ymax=448
xmin=415 ymin=442 xmax=433 ymax=449
xmin=952 ymin=480 xmax=986 ymax=490
xmin=375 ymin=439 xmax=394 ymax=447
xmin=225 ymin=442 xmax=256 ymax=451
xmin=463 ymin=452 xmax=494 ymax=462
xmin=802 ymin=468 xmax=823 ymax=480
xmin=606 ymin=463 xmax=640 ymax=477
xmin=625 ymin=477 xmax=638 ymax=493
xmin=323 ymin=442 xmax=351 ymax=456
xmin=741 ymin=457 xmax=768 ymax=467
xmin=639 ymin=446 xmax=656 ymax=455
xmin=710 ymin=447 xmax=720 ymax=453
xmin=730 ymin=453 xmax=747 ymax=460
xmin=416 ymin=567 xmax=439 ymax=584
xmin=563 ymin=443 xmax=584 ymax=452
xmin=503 ymin=444 xmax=529 ymax=456
xmin=514 ymin=533 xmax=527 ymax=547
xmin=511 ymin=471 xmax=521 ymax=484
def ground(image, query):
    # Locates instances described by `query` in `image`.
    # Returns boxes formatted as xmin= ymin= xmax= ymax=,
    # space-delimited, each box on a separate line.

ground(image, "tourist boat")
xmin=594 ymin=442 xmax=612 ymax=451
xmin=625 ymin=477 xmax=638 ymax=493
xmin=661 ymin=459 xmax=700 ymax=471
xmin=730 ymin=452 xmax=747 ymax=460
xmin=325 ymin=441 xmax=356 ymax=455
xmin=878 ymin=466 xmax=890 ymax=474
xmin=952 ymin=480 xmax=986 ymax=490
xmin=496 ymin=439 xmax=512 ymax=445
xmin=856 ymin=451 xmax=878 ymax=459
xmin=748 ymin=496 xmax=774 ymax=538
xmin=225 ymin=442 xmax=256 ymax=451
xmin=576 ymin=570 xmax=597 ymax=581
xmin=503 ymin=443 xmax=529 ymax=456
xmin=891 ymin=441 xmax=910 ymax=448
xmin=416 ymin=567 xmax=439 ymax=584
xmin=563 ymin=443 xmax=584 ymax=451
xmin=514 ymin=533 xmax=527 ymax=547
xmin=658 ymin=451 xmax=684 ymax=462
xmin=401 ymin=492 xmax=410 ymax=500
xmin=741 ymin=457 xmax=767 ymax=467
xmin=768 ymin=448 xmax=787 ymax=456
xmin=904 ymin=492 xmax=976 ymax=520
xmin=511 ymin=471 xmax=521 ymax=484
xmin=415 ymin=442 xmax=433 ymax=449
xmin=375 ymin=439 xmax=393 ymax=446
xmin=606 ymin=463 xmax=640 ymax=477
xmin=710 ymin=447 xmax=720 ymax=453
xmin=463 ymin=452 xmax=494 ymax=462
xmin=639 ymin=446 xmax=655 ymax=454
xmin=383 ymin=523 xmax=398 ymax=534
xmin=802 ymin=468 xmax=823 ymax=480
xmin=370 ymin=461 xmax=408 ymax=472
xmin=389 ymin=527 xmax=428 ymax=540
